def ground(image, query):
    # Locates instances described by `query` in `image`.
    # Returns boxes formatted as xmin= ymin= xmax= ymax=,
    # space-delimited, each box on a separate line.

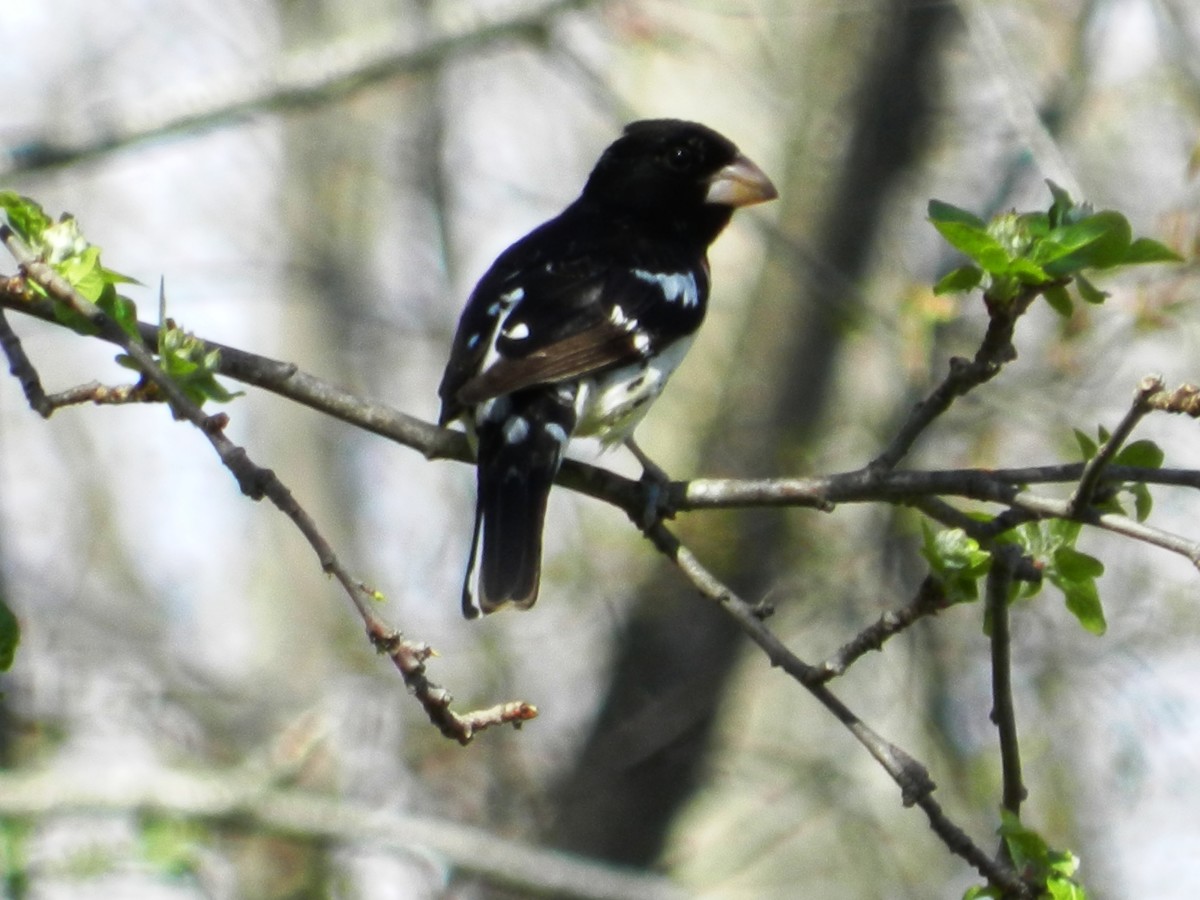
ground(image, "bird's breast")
xmin=572 ymin=335 xmax=696 ymax=445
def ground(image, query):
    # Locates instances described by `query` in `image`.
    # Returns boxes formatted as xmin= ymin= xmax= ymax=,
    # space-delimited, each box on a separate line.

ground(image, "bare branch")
xmin=0 ymin=228 xmax=534 ymax=745
xmin=8 ymin=275 xmax=1199 ymax=580
xmin=0 ymin=766 xmax=685 ymax=900
xmin=0 ymin=306 xmax=51 ymax=416
xmin=1009 ymin=488 xmax=1200 ymax=568
xmin=816 ymin=576 xmax=947 ymax=681
xmin=869 ymin=282 xmax=1055 ymax=471
xmin=1068 ymin=374 xmax=1162 ymax=516
xmin=642 ymin=520 xmax=1031 ymax=894
xmin=1 ymin=0 xmax=598 ymax=177
xmin=987 ymin=547 xmax=1026 ymax=823
xmin=1147 ymin=380 xmax=1200 ymax=417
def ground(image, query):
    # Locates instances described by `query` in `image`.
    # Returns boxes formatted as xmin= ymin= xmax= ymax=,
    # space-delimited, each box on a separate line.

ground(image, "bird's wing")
xmin=438 ymin=231 xmax=708 ymax=418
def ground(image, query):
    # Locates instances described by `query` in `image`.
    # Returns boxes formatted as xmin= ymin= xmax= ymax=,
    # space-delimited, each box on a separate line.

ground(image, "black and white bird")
xmin=439 ymin=119 xmax=777 ymax=617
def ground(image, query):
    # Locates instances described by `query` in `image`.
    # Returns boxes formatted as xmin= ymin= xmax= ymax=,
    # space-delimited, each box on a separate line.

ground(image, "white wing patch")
xmin=631 ymin=269 xmax=698 ymax=308
xmin=474 ymin=284 xmax=531 ymax=377
xmin=503 ymin=321 xmax=531 ymax=340
xmin=485 ymin=285 xmax=526 ymax=318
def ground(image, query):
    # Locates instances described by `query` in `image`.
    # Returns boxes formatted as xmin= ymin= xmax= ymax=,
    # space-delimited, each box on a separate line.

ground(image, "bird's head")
xmin=581 ymin=119 xmax=777 ymax=243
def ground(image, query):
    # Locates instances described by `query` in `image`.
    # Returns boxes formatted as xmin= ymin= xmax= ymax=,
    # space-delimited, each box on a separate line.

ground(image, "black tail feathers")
xmin=462 ymin=387 xmax=576 ymax=617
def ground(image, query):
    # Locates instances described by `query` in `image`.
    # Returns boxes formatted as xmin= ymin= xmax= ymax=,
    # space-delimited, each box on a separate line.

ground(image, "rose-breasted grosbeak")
xmin=439 ymin=119 xmax=777 ymax=617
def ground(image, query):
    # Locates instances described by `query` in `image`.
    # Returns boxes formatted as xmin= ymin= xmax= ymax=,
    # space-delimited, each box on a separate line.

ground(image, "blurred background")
xmin=1 ymin=0 xmax=1198 ymax=897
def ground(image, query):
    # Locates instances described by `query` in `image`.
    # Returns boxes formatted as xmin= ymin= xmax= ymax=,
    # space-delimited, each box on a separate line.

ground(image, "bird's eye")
xmin=663 ymin=144 xmax=696 ymax=171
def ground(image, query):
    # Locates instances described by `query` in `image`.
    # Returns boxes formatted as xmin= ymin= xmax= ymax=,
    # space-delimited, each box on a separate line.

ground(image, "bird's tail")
xmin=462 ymin=387 xmax=577 ymax=617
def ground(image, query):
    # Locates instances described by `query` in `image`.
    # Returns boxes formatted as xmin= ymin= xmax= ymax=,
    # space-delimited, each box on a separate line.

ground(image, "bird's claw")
xmin=636 ymin=468 xmax=677 ymax=530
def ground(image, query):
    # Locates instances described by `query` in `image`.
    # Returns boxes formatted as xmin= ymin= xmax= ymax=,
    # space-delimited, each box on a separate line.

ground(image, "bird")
xmin=438 ymin=119 xmax=777 ymax=617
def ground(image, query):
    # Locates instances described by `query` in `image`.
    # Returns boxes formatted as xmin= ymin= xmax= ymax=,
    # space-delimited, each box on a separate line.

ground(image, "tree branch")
xmin=1068 ymin=373 xmax=1161 ymax=517
xmin=0 ymin=306 xmax=51 ymax=416
xmin=1 ymin=0 xmax=597 ymax=177
xmin=641 ymin=520 xmax=1032 ymax=896
xmin=987 ymin=547 xmax=1026 ymax=822
xmin=0 ymin=231 xmax=535 ymax=745
xmin=5 ymin=281 xmax=1198 ymax=571
xmin=0 ymin=765 xmax=685 ymax=900
xmin=816 ymin=576 xmax=947 ymax=681
xmin=869 ymin=282 xmax=1055 ymax=471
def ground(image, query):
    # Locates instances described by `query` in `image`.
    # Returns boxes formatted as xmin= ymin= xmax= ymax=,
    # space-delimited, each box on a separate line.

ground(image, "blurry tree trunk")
xmin=547 ymin=0 xmax=952 ymax=866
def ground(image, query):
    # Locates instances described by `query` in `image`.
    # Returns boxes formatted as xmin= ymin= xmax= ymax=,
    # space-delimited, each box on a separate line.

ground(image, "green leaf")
xmin=0 ymin=598 xmax=19 ymax=671
xmin=1061 ymin=579 xmax=1106 ymax=634
xmin=928 ymin=199 xmax=986 ymax=229
xmin=934 ymin=265 xmax=983 ymax=295
xmin=999 ymin=811 xmax=1049 ymax=870
xmin=99 ymin=265 xmax=143 ymax=286
xmin=1007 ymin=520 xmax=1107 ymax=634
xmin=1004 ymin=256 xmax=1050 ymax=284
xmin=1113 ymin=439 xmax=1164 ymax=469
xmin=1053 ymin=546 xmax=1104 ymax=581
xmin=97 ymin=286 xmax=141 ymax=341
xmin=1073 ymin=428 xmax=1098 ymax=460
xmin=1131 ymin=483 xmax=1153 ymax=522
xmin=922 ymin=525 xmax=991 ymax=605
xmin=1045 ymin=180 xmax=1076 ymax=228
xmin=1043 ymin=211 xmax=1132 ymax=275
xmin=57 ymin=246 xmax=105 ymax=300
xmin=0 ymin=192 xmax=52 ymax=244
xmin=1122 ymin=237 xmax=1182 ymax=265
xmin=1043 ymin=285 xmax=1073 ymax=317
xmin=995 ymin=811 xmax=1087 ymax=897
xmin=1050 ymin=547 xmax=1106 ymax=635
xmin=1048 ymin=880 xmax=1087 ymax=900
xmin=931 ymin=219 xmax=1012 ymax=272
xmin=155 ymin=324 xmax=242 ymax=408
xmin=1074 ymin=274 xmax=1108 ymax=305
xmin=1020 ymin=211 xmax=1052 ymax=239
xmin=1047 ymin=518 xmax=1083 ymax=546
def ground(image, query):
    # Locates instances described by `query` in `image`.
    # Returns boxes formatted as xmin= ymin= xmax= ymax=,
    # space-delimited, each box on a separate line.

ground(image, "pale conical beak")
xmin=705 ymin=153 xmax=778 ymax=208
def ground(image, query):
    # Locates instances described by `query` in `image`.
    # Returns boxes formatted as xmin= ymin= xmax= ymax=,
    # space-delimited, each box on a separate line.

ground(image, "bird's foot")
xmin=627 ymin=438 xmax=677 ymax=530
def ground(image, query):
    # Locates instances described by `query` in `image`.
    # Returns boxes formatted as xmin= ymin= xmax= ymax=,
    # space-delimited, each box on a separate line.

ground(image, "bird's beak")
xmin=705 ymin=153 xmax=778 ymax=208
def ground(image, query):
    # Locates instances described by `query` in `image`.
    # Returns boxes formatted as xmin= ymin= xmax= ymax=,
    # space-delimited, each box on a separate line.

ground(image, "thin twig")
xmin=1011 ymin=489 xmax=1200 ymax=568
xmin=1146 ymin=380 xmax=1200 ymax=417
xmin=43 ymin=379 xmax=161 ymax=409
xmin=643 ymin=521 xmax=1032 ymax=894
xmin=0 ymin=307 xmax=51 ymax=416
xmin=0 ymin=766 xmax=685 ymax=900
xmin=870 ymin=283 xmax=1051 ymax=471
xmin=7 ymin=285 xmax=1200 ymax=511
xmin=816 ymin=576 xmax=947 ymax=681
xmin=1 ymin=226 xmax=533 ymax=745
xmin=1068 ymin=374 xmax=1162 ymax=516
xmin=1 ymin=0 xmax=596 ymax=177
xmin=987 ymin=547 xmax=1026 ymax=823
